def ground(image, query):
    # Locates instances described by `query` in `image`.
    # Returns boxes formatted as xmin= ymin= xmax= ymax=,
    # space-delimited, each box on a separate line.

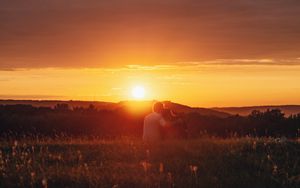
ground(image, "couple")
xmin=143 ymin=102 xmax=180 ymax=142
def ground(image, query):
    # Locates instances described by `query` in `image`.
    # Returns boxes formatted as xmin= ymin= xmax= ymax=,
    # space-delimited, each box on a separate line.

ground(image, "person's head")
xmin=152 ymin=102 xmax=164 ymax=113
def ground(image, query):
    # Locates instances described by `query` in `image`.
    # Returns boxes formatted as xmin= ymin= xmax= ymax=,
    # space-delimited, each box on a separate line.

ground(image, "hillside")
xmin=212 ymin=105 xmax=300 ymax=116
xmin=2 ymin=100 xmax=299 ymax=117
xmin=0 ymin=100 xmax=116 ymax=110
xmin=0 ymin=100 xmax=230 ymax=118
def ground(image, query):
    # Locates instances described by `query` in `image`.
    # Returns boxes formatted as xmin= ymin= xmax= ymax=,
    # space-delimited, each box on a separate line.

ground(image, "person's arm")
xmin=159 ymin=115 xmax=171 ymax=127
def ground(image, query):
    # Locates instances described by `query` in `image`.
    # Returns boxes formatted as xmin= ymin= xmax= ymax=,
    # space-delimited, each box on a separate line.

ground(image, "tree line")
xmin=0 ymin=104 xmax=299 ymax=138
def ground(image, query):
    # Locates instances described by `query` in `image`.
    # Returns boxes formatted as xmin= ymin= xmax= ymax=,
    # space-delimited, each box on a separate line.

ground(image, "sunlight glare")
xmin=132 ymin=86 xmax=145 ymax=99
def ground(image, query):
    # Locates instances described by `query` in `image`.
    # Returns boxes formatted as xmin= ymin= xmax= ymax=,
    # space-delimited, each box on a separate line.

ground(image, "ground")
xmin=0 ymin=136 xmax=299 ymax=188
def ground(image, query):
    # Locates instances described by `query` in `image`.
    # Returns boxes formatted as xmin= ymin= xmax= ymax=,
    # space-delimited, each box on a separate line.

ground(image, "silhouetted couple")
xmin=143 ymin=102 xmax=181 ymax=142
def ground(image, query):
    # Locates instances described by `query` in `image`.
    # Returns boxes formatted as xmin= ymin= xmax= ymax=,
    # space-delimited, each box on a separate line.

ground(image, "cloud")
xmin=0 ymin=95 xmax=64 ymax=99
xmin=178 ymin=58 xmax=300 ymax=66
xmin=0 ymin=0 xmax=300 ymax=68
xmin=0 ymin=68 xmax=16 ymax=71
xmin=0 ymin=79 xmax=11 ymax=82
xmin=126 ymin=65 xmax=178 ymax=71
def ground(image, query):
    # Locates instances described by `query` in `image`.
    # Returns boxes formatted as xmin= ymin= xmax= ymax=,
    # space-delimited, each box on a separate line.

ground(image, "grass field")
xmin=0 ymin=136 xmax=299 ymax=188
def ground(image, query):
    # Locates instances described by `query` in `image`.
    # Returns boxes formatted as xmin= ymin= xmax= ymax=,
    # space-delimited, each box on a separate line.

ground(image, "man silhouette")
xmin=143 ymin=102 xmax=167 ymax=142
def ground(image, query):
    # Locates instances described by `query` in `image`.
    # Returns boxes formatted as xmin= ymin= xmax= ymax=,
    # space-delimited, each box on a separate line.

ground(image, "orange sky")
xmin=1 ymin=1 xmax=300 ymax=107
xmin=1 ymin=61 xmax=300 ymax=107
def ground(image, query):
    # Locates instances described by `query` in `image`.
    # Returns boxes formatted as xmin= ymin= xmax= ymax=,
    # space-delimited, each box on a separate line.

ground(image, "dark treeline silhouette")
xmin=0 ymin=104 xmax=299 ymax=138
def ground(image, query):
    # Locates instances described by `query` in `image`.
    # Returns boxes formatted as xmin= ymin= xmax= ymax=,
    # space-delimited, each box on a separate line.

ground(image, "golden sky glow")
xmin=1 ymin=60 xmax=300 ymax=107
xmin=1 ymin=1 xmax=300 ymax=107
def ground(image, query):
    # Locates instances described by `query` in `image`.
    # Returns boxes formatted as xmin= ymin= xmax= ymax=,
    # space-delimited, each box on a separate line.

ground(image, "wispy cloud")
xmin=0 ymin=95 xmax=64 ymax=99
xmin=118 ymin=58 xmax=300 ymax=72
xmin=126 ymin=65 xmax=178 ymax=71
xmin=0 ymin=79 xmax=11 ymax=82
xmin=0 ymin=68 xmax=16 ymax=71
xmin=177 ymin=58 xmax=300 ymax=66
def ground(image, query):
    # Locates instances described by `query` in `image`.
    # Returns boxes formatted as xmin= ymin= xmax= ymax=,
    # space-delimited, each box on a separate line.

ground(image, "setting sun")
xmin=132 ymin=86 xmax=145 ymax=99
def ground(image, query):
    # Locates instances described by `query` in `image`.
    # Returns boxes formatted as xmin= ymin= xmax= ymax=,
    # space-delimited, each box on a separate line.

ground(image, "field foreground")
xmin=0 ymin=137 xmax=299 ymax=188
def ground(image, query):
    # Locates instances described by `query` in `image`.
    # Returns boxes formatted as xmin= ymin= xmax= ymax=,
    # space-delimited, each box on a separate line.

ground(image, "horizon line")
xmin=0 ymin=98 xmax=300 ymax=109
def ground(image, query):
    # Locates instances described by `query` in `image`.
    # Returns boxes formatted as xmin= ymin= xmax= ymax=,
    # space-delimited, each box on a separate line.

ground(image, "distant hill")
xmin=2 ymin=100 xmax=298 ymax=117
xmin=212 ymin=105 xmax=300 ymax=116
xmin=0 ymin=100 xmax=116 ymax=110
xmin=116 ymin=100 xmax=230 ymax=118
xmin=0 ymin=100 xmax=230 ymax=118
xmin=162 ymin=101 xmax=230 ymax=118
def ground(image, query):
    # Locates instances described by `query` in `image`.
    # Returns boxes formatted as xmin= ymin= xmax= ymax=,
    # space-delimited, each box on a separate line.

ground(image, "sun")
xmin=131 ymin=86 xmax=145 ymax=99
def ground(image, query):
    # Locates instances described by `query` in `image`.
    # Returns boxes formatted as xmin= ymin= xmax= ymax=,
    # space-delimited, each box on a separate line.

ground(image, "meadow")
xmin=0 ymin=136 xmax=299 ymax=188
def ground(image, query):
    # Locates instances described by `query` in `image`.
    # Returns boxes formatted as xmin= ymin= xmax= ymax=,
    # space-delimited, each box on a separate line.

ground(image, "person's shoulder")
xmin=145 ymin=112 xmax=160 ymax=119
xmin=145 ymin=112 xmax=155 ymax=119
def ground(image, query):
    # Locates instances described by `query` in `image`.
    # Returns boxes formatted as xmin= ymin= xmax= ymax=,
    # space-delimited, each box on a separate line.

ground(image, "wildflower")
xmin=159 ymin=162 xmax=164 ymax=173
xmin=14 ymin=140 xmax=18 ymax=147
xmin=189 ymin=165 xmax=198 ymax=175
xmin=193 ymin=166 xmax=198 ymax=173
xmin=42 ymin=178 xmax=47 ymax=188
xmin=77 ymin=150 xmax=82 ymax=161
xmin=272 ymin=165 xmax=278 ymax=175
xmin=84 ymin=163 xmax=89 ymax=170
xmin=140 ymin=161 xmax=151 ymax=173
xmin=252 ymin=141 xmax=257 ymax=150
xmin=31 ymin=172 xmax=36 ymax=179
xmin=58 ymin=154 xmax=62 ymax=161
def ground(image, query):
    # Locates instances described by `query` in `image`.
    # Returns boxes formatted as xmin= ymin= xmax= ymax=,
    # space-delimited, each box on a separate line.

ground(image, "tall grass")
xmin=0 ymin=136 xmax=299 ymax=188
